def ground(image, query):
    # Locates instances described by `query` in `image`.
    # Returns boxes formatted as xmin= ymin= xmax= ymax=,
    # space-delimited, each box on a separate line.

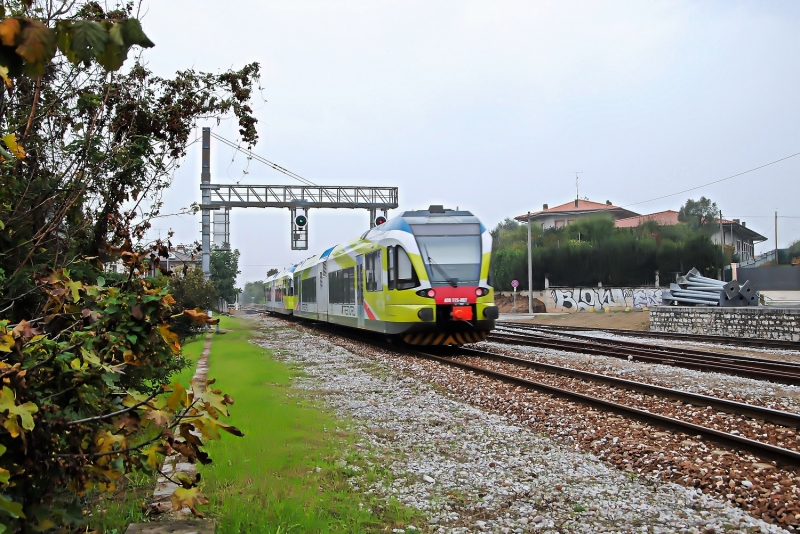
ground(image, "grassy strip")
xmin=199 ymin=316 xmax=423 ymax=533
xmin=86 ymin=335 xmax=207 ymax=533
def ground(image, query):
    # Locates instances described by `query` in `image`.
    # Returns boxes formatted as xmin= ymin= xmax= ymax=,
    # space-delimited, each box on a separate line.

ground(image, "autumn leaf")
xmin=0 ymin=18 xmax=20 ymax=47
xmin=170 ymin=487 xmax=208 ymax=517
xmin=16 ymin=19 xmax=57 ymax=77
xmin=182 ymin=308 xmax=218 ymax=325
xmin=144 ymin=408 xmax=170 ymax=427
xmin=2 ymin=134 xmax=24 ymax=160
xmin=158 ymin=324 xmax=180 ymax=354
xmin=0 ymin=333 xmax=13 ymax=352
xmin=0 ymin=386 xmax=38 ymax=438
xmin=0 ymin=493 xmax=25 ymax=519
xmin=140 ymin=443 xmax=167 ymax=471
xmin=131 ymin=304 xmax=143 ymax=320
xmin=0 ymin=65 xmax=12 ymax=90
xmin=165 ymin=382 xmax=188 ymax=411
xmin=67 ymin=280 xmax=82 ymax=302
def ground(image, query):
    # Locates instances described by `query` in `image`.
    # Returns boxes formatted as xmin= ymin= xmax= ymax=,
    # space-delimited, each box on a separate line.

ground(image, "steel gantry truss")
xmin=199 ymin=127 xmax=399 ymax=276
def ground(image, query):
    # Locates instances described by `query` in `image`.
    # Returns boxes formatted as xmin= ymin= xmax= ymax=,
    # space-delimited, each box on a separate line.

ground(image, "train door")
xmin=356 ymin=255 xmax=365 ymax=328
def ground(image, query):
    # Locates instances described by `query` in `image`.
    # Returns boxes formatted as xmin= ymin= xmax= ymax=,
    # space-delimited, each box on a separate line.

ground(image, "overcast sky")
xmin=139 ymin=1 xmax=800 ymax=285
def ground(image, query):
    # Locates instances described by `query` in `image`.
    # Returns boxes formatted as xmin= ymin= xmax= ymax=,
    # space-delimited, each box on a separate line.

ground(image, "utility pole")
xmin=718 ymin=209 xmax=724 ymax=251
xmin=201 ymin=127 xmax=211 ymax=279
xmin=527 ymin=211 xmax=533 ymax=314
xmin=775 ymin=210 xmax=779 ymax=266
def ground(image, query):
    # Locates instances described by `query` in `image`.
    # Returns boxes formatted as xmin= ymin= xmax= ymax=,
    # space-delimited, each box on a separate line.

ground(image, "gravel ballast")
xmin=253 ymin=316 xmax=789 ymax=533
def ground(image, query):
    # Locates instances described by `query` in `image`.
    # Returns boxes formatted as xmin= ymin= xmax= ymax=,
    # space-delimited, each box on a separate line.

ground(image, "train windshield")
xmin=412 ymin=224 xmax=482 ymax=286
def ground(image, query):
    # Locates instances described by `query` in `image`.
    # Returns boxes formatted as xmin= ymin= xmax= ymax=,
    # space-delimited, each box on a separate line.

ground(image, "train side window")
xmin=301 ymin=276 xmax=317 ymax=303
xmin=365 ymin=250 xmax=382 ymax=292
xmin=396 ymin=246 xmax=418 ymax=290
xmin=387 ymin=246 xmax=396 ymax=290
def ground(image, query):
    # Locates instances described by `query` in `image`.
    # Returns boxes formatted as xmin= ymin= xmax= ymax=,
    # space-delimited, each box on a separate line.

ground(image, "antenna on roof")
xmin=573 ymin=172 xmax=583 ymax=200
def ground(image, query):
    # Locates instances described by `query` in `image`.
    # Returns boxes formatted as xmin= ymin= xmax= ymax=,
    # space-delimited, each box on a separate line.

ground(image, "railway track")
xmin=500 ymin=321 xmax=800 ymax=351
xmin=488 ymin=326 xmax=800 ymax=385
xmin=407 ymin=345 xmax=800 ymax=467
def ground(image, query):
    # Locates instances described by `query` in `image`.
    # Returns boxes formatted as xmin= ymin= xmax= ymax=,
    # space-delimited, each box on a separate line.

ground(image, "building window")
xmin=555 ymin=220 xmax=565 ymax=229
xmin=567 ymin=219 xmax=575 ymax=225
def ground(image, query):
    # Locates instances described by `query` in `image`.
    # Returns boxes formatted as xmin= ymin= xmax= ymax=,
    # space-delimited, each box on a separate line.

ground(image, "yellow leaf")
xmin=158 ymin=324 xmax=180 ymax=355
xmin=2 ymin=134 xmax=24 ymax=160
xmin=67 ymin=280 xmax=82 ymax=302
xmin=143 ymin=408 xmax=170 ymax=427
xmin=70 ymin=358 xmax=82 ymax=370
xmin=140 ymin=444 xmax=167 ymax=471
xmin=170 ymin=487 xmax=208 ymax=516
xmin=0 ymin=386 xmax=37 ymax=437
xmin=165 ymin=382 xmax=188 ymax=411
xmin=0 ymin=18 xmax=21 ymax=47
xmin=0 ymin=65 xmax=12 ymax=90
xmin=0 ymin=333 xmax=13 ymax=352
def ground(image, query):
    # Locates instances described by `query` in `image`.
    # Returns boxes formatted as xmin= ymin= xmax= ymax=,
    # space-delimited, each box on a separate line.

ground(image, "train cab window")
xmin=365 ymin=250 xmax=382 ymax=292
xmin=387 ymin=246 xmax=419 ymax=290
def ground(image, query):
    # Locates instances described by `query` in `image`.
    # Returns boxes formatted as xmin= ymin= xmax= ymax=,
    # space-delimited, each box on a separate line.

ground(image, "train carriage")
xmin=284 ymin=205 xmax=498 ymax=345
xmin=264 ymin=265 xmax=296 ymax=316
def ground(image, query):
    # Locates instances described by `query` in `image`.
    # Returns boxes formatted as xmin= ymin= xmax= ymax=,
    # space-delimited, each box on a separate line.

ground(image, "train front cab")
xmin=356 ymin=213 xmax=498 ymax=345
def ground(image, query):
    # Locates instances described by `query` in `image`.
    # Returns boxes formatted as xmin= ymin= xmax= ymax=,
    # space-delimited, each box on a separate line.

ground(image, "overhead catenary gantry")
xmin=199 ymin=127 xmax=399 ymax=277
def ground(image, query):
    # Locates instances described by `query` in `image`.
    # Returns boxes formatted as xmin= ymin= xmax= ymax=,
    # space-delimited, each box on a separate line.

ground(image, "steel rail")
xmin=496 ymin=326 xmax=800 ymax=370
xmin=487 ymin=331 xmax=800 ymax=385
xmin=500 ymin=321 xmax=800 ymax=351
xmin=409 ymin=347 xmax=800 ymax=467
xmin=269 ymin=315 xmax=800 ymax=467
xmin=455 ymin=346 xmax=800 ymax=429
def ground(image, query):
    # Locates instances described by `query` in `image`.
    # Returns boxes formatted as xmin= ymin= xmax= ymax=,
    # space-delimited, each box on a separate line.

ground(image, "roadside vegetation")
xmin=0 ymin=0 xmax=260 ymax=529
xmin=491 ymin=197 xmax=729 ymax=291
xmin=198 ymin=316 xmax=424 ymax=533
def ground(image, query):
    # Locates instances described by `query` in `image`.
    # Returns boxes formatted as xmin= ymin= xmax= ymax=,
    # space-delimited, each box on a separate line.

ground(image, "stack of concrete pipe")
xmin=661 ymin=267 xmax=758 ymax=307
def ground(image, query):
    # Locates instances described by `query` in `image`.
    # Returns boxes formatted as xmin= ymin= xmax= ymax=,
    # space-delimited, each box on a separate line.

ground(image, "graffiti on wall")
xmin=549 ymin=287 xmax=662 ymax=312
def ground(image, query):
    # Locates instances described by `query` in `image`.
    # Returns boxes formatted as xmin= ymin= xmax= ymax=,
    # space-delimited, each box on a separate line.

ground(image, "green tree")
xmin=678 ymin=197 xmax=719 ymax=228
xmin=242 ymin=280 xmax=266 ymax=305
xmin=0 ymin=1 xmax=258 ymax=528
xmin=210 ymin=248 xmax=242 ymax=303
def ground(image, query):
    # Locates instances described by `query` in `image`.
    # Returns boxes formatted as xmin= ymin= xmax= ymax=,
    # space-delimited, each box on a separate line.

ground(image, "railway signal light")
xmin=375 ymin=215 xmax=386 ymax=226
xmin=295 ymin=214 xmax=307 ymax=227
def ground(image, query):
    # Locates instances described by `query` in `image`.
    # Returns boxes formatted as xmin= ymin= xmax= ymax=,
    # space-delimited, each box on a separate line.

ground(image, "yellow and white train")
xmin=264 ymin=205 xmax=498 ymax=345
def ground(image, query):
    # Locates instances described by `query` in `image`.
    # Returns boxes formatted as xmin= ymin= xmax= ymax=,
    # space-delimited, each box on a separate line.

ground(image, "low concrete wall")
xmin=545 ymin=287 xmax=662 ymax=312
xmin=650 ymin=306 xmax=800 ymax=341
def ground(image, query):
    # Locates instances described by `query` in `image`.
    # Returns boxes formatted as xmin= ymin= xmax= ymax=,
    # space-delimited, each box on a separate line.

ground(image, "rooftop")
xmin=515 ymin=199 xmax=639 ymax=222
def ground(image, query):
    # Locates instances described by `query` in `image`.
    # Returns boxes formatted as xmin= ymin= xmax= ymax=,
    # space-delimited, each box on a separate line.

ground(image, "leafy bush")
xmin=0 ymin=1 xmax=260 ymax=528
xmin=491 ymin=215 xmax=725 ymax=290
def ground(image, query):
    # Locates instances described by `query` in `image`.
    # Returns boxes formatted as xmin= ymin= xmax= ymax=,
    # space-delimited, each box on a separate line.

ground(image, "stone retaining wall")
xmin=650 ymin=306 xmax=800 ymax=341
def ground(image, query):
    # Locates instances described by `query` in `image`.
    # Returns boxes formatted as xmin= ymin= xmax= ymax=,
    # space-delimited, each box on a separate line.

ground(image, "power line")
xmin=209 ymin=132 xmax=318 ymax=187
xmin=621 ymin=151 xmax=800 ymax=208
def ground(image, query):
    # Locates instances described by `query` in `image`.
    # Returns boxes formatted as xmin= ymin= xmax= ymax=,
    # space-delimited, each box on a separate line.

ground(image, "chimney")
xmin=574 ymin=199 xmax=579 ymax=208
xmin=543 ymin=203 xmax=548 ymax=210
xmin=606 ymin=200 xmax=612 ymax=205
xmin=741 ymin=221 xmax=746 ymax=227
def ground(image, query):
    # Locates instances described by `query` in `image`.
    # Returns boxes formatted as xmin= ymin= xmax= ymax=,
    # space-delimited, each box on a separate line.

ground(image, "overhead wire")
xmin=209 ymin=132 xmax=318 ymax=187
xmin=621 ymin=151 xmax=800 ymax=208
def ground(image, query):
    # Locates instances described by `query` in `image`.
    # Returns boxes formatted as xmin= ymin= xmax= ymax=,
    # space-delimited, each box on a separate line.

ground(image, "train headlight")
xmin=416 ymin=289 xmax=436 ymax=298
xmin=475 ymin=287 xmax=489 ymax=297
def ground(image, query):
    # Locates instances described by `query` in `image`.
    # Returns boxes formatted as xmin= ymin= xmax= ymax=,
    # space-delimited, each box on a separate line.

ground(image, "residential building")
xmin=515 ymin=199 xmax=640 ymax=229
xmin=615 ymin=211 xmax=767 ymax=262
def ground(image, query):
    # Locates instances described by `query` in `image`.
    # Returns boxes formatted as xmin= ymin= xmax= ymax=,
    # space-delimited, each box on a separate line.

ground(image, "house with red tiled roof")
xmin=614 ymin=210 xmax=680 ymax=228
xmin=614 ymin=210 xmax=767 ymax=262
xmin=514 ymin=199 xmax=640 ymax=230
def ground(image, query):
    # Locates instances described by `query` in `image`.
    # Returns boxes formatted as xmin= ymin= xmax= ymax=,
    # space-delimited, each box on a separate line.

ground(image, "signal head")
xmin=375 ymin=216 xmax=387 ymax=226
xmin=295 ymin=215 xmax=307 ymax=227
